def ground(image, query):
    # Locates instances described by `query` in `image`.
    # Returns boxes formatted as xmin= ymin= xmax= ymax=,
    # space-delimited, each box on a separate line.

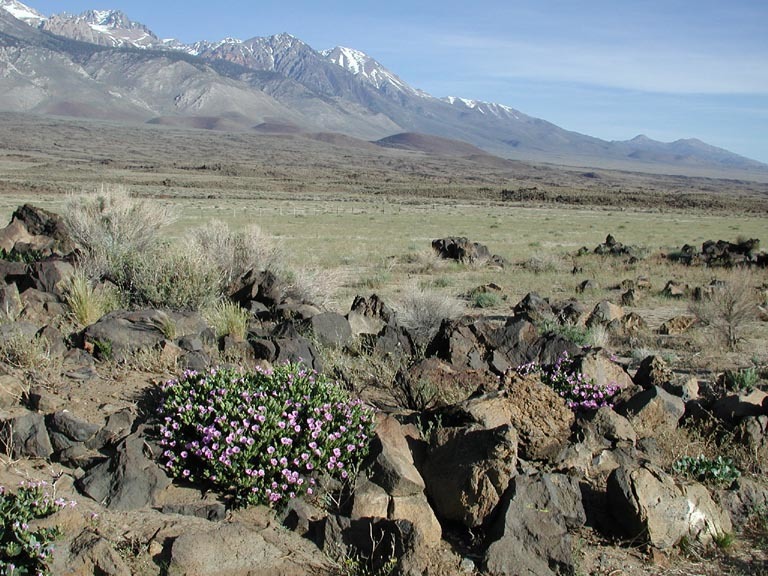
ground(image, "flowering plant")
xmin=0 ymin=481 xmax=75 ymax=576
xmin=517 ymin=351 xmax=619 ymax=411
xmin=158 ymin=363 xmax=375 ymax=508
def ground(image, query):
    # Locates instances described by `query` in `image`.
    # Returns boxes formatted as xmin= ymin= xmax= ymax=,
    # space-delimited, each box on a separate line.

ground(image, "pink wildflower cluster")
xmin=158 ymin=363 xmax=375 ymax=507
xmin=516 ymin=351 xmax=619 ymax=411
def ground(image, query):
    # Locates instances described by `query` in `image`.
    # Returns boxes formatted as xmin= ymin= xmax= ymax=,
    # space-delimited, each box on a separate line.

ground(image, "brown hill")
xmin=374 ymin=132 xmax=490 ymax=157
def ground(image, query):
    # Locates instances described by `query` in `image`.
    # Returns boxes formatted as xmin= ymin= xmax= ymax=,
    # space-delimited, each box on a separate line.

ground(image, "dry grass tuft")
xmin=394 ymin=284 xmax=465 ymax=346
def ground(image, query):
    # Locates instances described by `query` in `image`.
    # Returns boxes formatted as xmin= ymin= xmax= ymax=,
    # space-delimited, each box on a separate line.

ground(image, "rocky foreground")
xmin=0 ymin=204 xmax=766 ymax=575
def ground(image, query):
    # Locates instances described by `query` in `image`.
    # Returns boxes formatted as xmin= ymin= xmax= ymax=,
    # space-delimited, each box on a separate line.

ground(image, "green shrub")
xmin=672 ymin=455 xmax=741 ymax=487
xmin=112 ymin=249 xmax=219 ymax=311
xmin=723 ymin=366 xmax=759 ymax=393
xmin=0 ymin=481 xmax=75 ymax=575
xmin=158 ymin=363 xmax=375 ymax=508
xmin=471 ymin=291 xmax=500 ymax=309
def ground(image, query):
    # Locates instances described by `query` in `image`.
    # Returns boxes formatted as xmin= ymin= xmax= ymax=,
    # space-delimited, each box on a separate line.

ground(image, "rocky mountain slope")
xmin=0 ymin=0 xmax=766 ymax=175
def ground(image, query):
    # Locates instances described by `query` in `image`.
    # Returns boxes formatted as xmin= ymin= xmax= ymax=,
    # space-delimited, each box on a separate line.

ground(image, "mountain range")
xmin=1 ymin=0 xmax=765 ymax=175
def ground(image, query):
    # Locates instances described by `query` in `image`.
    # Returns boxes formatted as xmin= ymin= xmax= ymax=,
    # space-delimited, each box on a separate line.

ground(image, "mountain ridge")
xmin=1 ymin=0 xmax=765 ymax=176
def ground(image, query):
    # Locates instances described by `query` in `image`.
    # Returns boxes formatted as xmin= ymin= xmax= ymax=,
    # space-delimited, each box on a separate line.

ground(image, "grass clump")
xmin=0 ymin=333 xmax=52 ymax=371
xmin=672 ymin=454 xmax=741 ymax=487
xmin=722 ymin=366 xmax=760 ymax=393
xmin=0 ymin=481 xmax=75 ymax=575
xmin=158 ymin=363 xmax=375 ymax=508
xmin=62 ymin=269 xmax=119 ymax=326
xmin=205 ymin=300 xmax=249 ymax=339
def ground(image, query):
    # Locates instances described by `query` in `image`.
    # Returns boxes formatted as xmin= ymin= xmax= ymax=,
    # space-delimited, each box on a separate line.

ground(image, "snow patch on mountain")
xmin=443 ymin=96 xmax=522 ymax=120
xmin=0 ymin=0 xmax=45 ymax=26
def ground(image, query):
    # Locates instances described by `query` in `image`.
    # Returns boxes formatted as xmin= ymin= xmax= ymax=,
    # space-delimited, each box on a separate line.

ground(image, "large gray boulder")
xmin=77 ymin=428 xmax=171 ymax=510
xmin=607 ymin=464 xmax=732 ymax=549
xmin=484 ymin=473 xmax=585 ymax=576
xmin=83 ymin=309 xmax=207 ymax=360
xmin=167 ymin=522 xmax=333 ymax=576
xmin=422 ymin=424 xmax=517 ymax=528
xmin=0 ymin=408 xmax=53 ymax=458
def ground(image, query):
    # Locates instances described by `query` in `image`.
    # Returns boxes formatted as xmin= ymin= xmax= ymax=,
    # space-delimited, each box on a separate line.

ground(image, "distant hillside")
xmin=1 ymin=1 xmax=766 ymax=178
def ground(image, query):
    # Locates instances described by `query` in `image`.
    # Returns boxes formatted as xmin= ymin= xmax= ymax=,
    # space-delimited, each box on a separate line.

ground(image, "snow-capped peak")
xmin=40 ymin=8 xmax=163 ymax=49
xmin=322 ymin=45 xmax=423 ymax=96
xmin=0 ymin=0 xmax=46 ymax=26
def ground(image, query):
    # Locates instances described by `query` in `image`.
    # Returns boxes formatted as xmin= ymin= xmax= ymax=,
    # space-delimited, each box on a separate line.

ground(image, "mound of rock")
xmin=431 ymin=236 xmax=506 ymax=267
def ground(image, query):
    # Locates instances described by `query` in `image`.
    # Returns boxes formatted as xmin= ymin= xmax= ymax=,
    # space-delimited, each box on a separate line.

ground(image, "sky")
xmin=27 ymin=0 xmax=768 ymax=163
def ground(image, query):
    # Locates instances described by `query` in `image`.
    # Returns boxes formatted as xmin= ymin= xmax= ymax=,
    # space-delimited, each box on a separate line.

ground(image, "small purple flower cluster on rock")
xmin=517 ymin=351 xmax=619 ymax=411
xmin=158 ymin=362 xmax=375 ymax=507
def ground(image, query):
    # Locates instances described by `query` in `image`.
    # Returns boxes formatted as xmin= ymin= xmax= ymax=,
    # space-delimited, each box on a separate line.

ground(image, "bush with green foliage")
xmin=672 ymin=454 xmax=741 ymax=487
xmin=723 ymin=366 xmax=760 ymax=393
xmin=111 ymin=249 xmax=220 ymax=311
xmin=158 ymin=363 xmax=375 ymax=508
xmin=471 ymin=291 xmax=500 ymax=309
xmin=0 ymin=481 xmax=75 ymax=575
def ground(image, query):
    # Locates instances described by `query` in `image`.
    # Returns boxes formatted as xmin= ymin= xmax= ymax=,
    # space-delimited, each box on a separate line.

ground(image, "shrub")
xmin=0 ymin=481 xmax=75 ymax=575
xmin=157 ymin=363 xmax=375 ymax=508
xmin=186 ymin=220 xmax=283 ymax=293
xmin=689 ymin=270 xmax=758 ymax=351
xmin=517 ymin=352 xmax=619 ymax=411
xmin=672 ymin=454 xmax=741 ymax=487
xmin=394 ymin=285 xmax=465 ymax=346
xmin=524 ymin=252 xmax=565 ymax=274
xmin=746 ymin=506 xmax=768 ymax=550
xmin=471 ymin=291 xmax=500 ymax=309
xmin=205 ymin=300 xmax=249 ymax=339
xmin=722 ymin=366 xmax=760 ymax=393
xmin=111 ymin=249 xmax=219 ymax=311
xmin=282 ymin=266 xmax=342 ymax=309
xmin=63 ymin=185 xmax=176 ymax=277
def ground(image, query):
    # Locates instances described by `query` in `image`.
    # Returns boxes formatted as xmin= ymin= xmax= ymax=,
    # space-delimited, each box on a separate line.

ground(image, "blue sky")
xmin=29 ymin=0 xmax=768 ymax=163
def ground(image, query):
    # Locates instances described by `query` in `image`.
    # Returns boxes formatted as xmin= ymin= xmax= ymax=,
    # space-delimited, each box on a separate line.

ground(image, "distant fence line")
xmin=207 ymin=203 xmax=471 ymax=218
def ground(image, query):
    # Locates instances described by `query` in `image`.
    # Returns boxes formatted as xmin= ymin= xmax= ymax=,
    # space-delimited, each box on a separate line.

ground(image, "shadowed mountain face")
xmin=0 ymin=1 xmax=766 ymax=176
